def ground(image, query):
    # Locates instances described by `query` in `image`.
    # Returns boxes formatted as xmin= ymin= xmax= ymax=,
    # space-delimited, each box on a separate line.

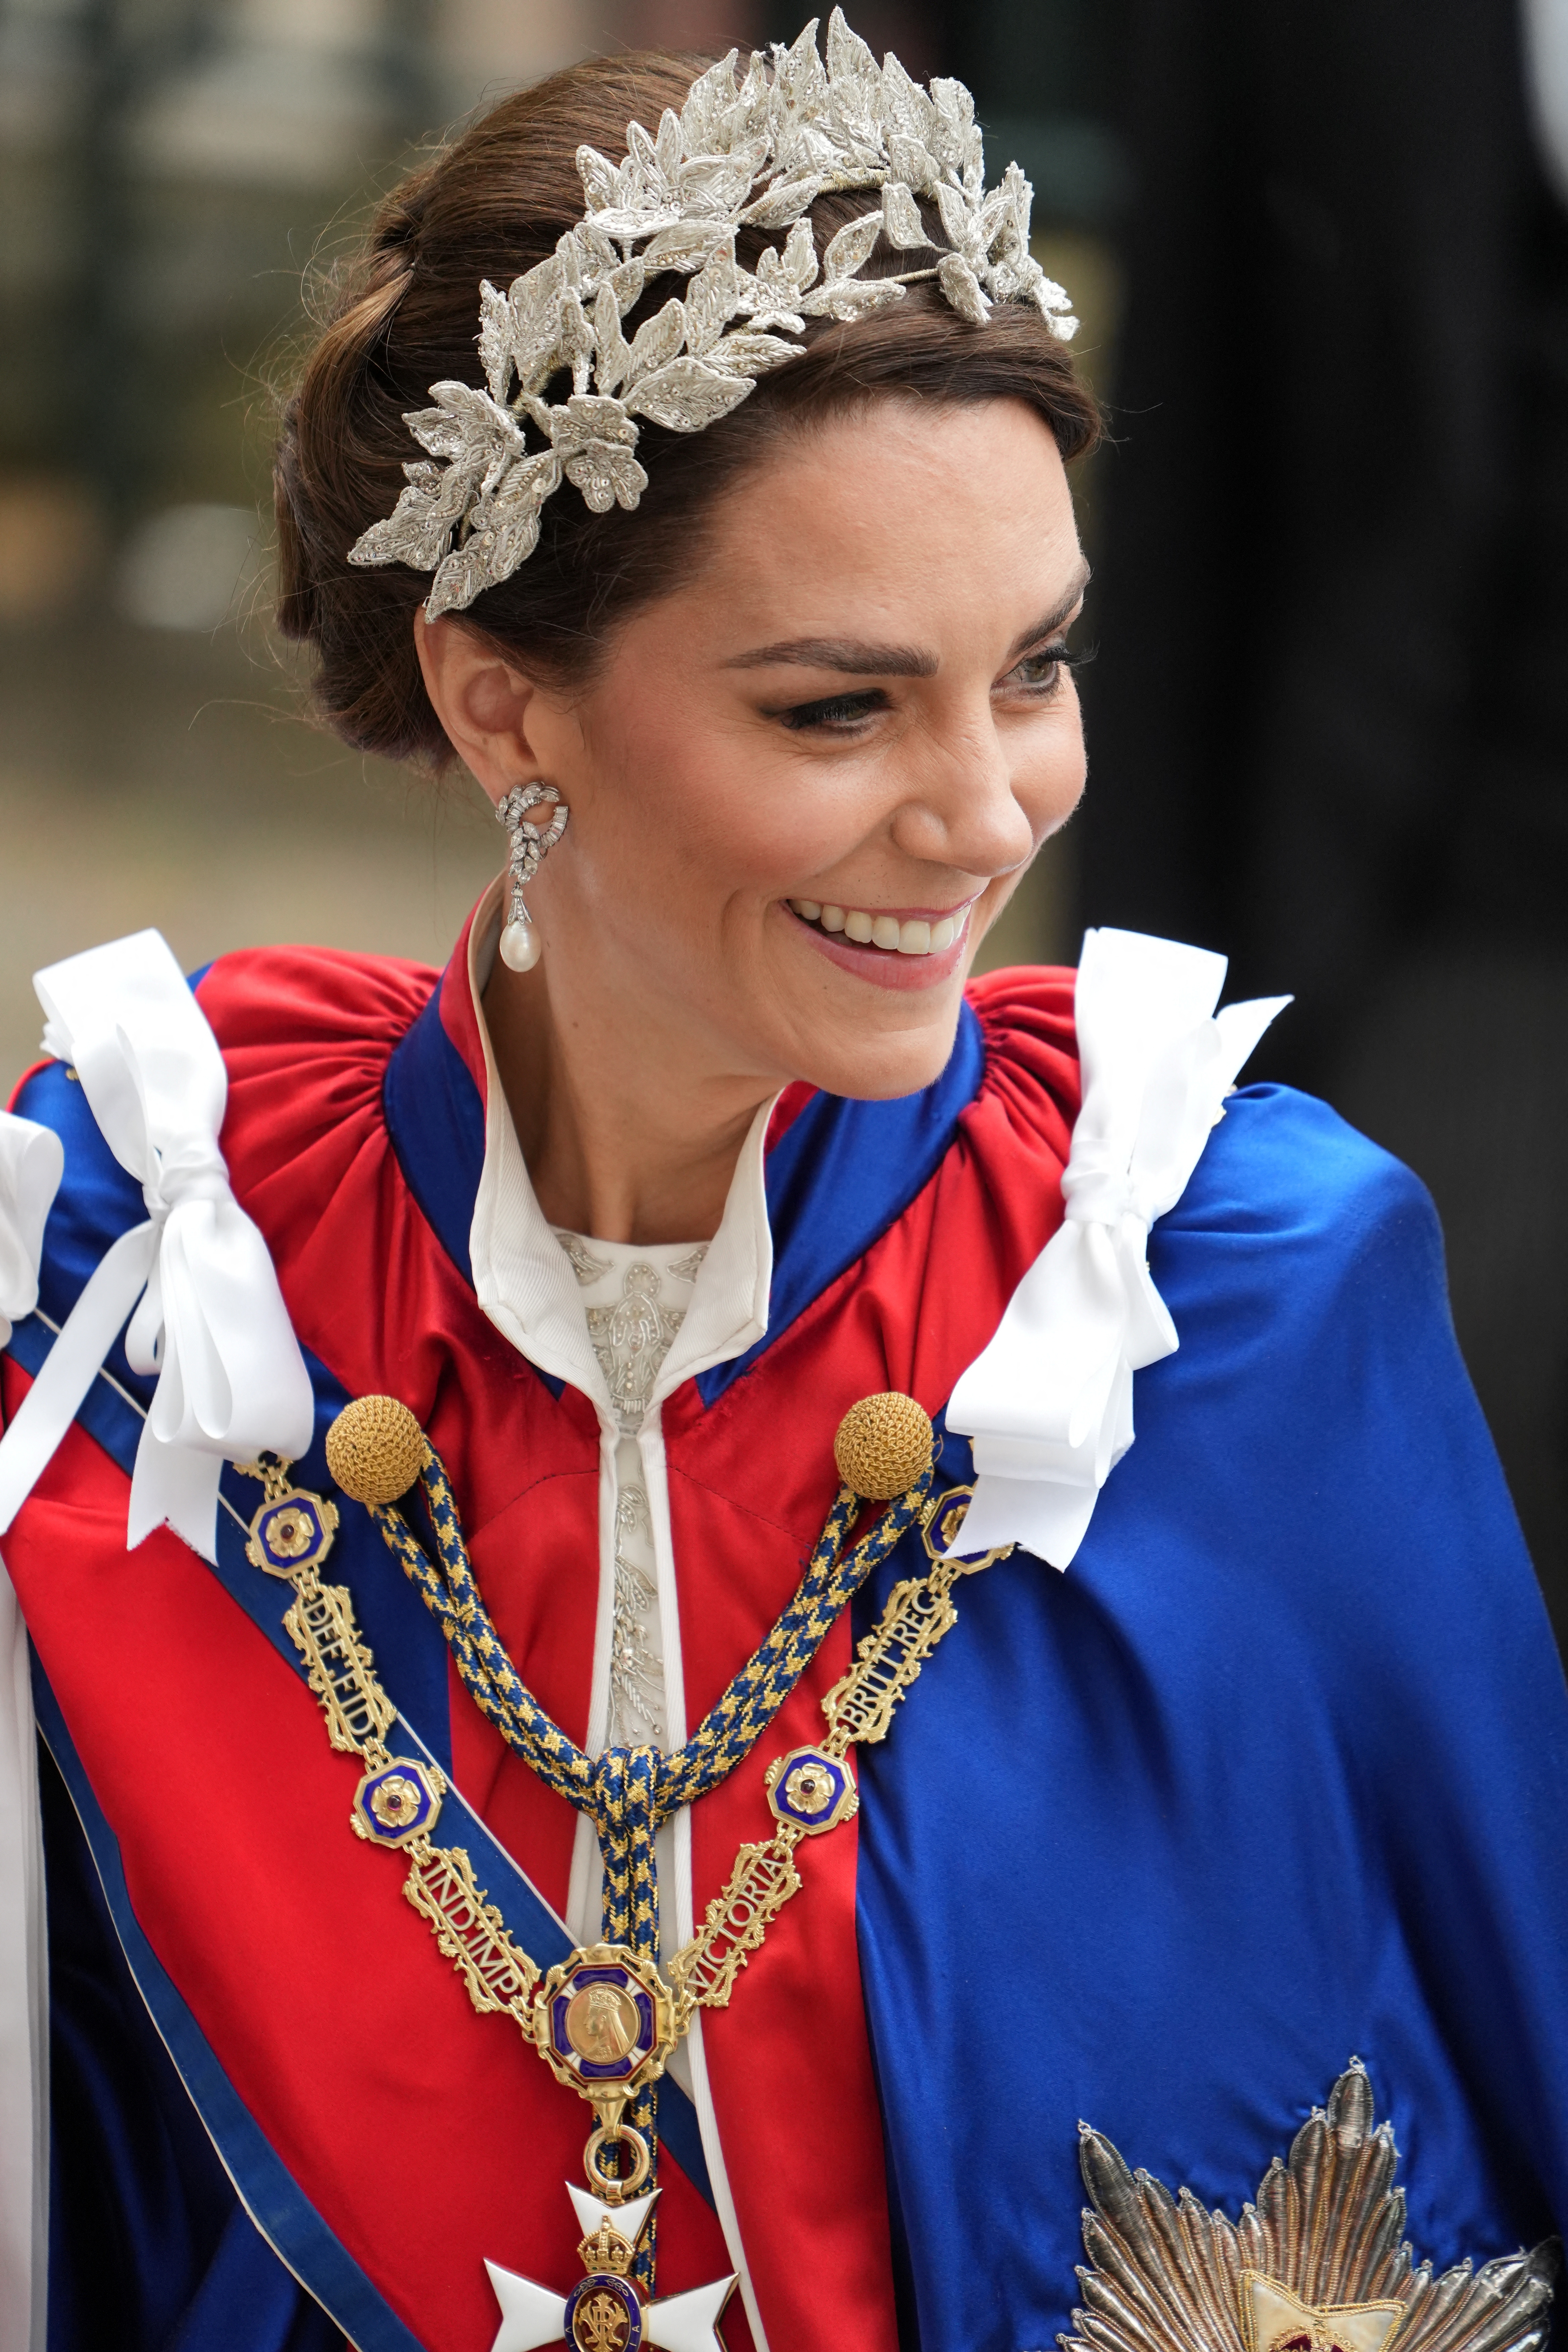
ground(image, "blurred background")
xmin=1 ymin=0 xmax=1564 ymax=1634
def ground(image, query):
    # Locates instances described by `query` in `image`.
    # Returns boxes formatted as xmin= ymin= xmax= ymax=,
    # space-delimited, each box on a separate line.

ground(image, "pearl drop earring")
xmin=495 ymin=784 xmax=568 ymax=972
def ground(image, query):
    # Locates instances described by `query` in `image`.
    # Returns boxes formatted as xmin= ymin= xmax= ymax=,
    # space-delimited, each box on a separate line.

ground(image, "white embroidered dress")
xmin=552 ymin=1230 xmax=708 ymax=1754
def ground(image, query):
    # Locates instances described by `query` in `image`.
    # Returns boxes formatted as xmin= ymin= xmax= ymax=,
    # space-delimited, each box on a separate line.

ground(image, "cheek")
xmin=1015 ymin=691 xmax=1088 ymax=834
xmin=576 ymin=696 xmax=806 ymax=918
xmin=587 ymin=694 xmax=866 ymax=903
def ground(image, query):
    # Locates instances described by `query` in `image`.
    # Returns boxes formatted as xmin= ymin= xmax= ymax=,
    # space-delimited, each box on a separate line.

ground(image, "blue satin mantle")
xmin=855 ymin=1083 xmax=1568 ymax=2349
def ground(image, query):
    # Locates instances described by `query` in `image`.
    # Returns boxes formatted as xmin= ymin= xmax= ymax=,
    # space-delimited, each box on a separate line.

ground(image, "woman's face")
xmin=460 ymin=395 xmax=1087 ymax=1102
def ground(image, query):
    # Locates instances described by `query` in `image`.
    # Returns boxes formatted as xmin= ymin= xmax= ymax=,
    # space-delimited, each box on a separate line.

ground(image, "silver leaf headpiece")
xmin=348 ymin=9 xmax=1079 ymax=618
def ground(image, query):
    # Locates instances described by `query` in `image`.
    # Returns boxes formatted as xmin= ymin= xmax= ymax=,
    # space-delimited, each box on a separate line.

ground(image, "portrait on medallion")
xmin=0 ymin=12 xmax=1564 ymax=2352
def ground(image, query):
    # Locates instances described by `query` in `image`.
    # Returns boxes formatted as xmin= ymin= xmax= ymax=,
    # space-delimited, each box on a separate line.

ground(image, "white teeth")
xmin=790 ymin=898 xmax=968 ymax=956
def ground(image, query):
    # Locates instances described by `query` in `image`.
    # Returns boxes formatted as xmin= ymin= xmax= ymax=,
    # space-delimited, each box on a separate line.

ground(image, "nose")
xmin=886 ymin=702 xmax=1042 ymax=880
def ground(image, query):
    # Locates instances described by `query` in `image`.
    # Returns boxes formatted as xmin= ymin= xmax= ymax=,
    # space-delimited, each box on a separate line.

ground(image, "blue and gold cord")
xmin=360 ymin=1430 xmax=930 ymax=2277
xmin=372 ymin=1451 xmax=925 ymax=1947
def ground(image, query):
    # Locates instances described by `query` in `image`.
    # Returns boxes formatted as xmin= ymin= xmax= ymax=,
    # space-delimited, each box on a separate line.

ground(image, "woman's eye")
xmin=777 ymin=689 xmax=888 ymax=732
xmin=1003 ymin=639 xmax=1075 ymax=694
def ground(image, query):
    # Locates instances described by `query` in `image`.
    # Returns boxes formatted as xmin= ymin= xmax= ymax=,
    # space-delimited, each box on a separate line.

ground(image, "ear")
xmin=414 ymin=612 xmax=547 ymax=808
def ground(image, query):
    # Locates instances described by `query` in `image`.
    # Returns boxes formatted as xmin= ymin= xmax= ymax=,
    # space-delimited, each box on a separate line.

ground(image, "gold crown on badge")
xmin=349 ymin=10 xmax=1078 ymax=619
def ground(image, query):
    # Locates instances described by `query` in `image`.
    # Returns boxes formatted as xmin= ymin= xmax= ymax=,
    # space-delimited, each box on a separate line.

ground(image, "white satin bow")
xmin=0 ymin=930 xmax=314 ymax=1560
xmin=946 ymin=927 xmax=1290 ymax=1569
xmin=0 ymin=1114 xmax=63 ymax=1350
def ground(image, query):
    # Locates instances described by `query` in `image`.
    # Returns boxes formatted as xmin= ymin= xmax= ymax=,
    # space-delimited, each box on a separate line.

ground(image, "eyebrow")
xmin=722 ymin=635 xmax=938 ymax=676
xmin=722 ymin=560 xmax=1092 ymax=679
xmin=1001 ymin=561 xmax=1093 ymax=662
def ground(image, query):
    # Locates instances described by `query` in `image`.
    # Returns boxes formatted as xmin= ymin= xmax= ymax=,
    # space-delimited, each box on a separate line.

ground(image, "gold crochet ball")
xmin=833 ymin=1392 xmax=934 ymax=1501
xmin=325 ymin=1394 xmax=427 ymax=1506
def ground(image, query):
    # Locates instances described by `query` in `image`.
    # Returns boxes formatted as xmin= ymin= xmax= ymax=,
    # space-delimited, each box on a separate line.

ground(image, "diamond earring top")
xmin=496 ymin=783 xmax=568 ymax=972
xmin=348 ymin=9 xmax=1078 ymax=620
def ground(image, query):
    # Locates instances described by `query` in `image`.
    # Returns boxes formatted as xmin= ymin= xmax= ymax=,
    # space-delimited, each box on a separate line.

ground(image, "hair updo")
xmin=274 ymin=49 xmax=1101 ymax=769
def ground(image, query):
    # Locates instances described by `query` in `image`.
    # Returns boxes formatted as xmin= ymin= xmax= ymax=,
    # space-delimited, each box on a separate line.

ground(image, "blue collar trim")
xmin=699 ymin=1000 xmax=985 ymax=1402
xmin=383 ymin=989 xmax=988 ymax=1405
xmin=382 ymin=979 xmax=485 ymax=1287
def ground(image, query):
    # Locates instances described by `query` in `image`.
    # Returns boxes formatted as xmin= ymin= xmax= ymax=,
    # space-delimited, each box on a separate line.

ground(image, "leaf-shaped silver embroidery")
xmin=937 ymin=251 xmax=989 ymax=323
xmin=679 ymin=151 xmax=761 ymax=217
xmin=822 ymin=209 xmax=885 ymax=280
xmin=427 ymin=530 xmax=505 ymax=617
xmin=626 ymin=356 xmax=753 ymax=431
xmin=563 ymin=444 xmax=648 ymax=513
xmin=654 ymin=106 xmax=682 ymax=185
xmin=826 ymin=9 xmax=879 ymax=84
xmin=880 ymin=181 xmax=928 ymax=250
xmin=477 ymin=281 xmax=513 ymax=403
xmin=929 ymin=75 xmax=974 ymax=131
xmin=740 ymin=175 xmax=822 ymax=230
xmin=576 ymin=144 xmax=620 ymax=209
xmin=799 ymin=276 xmax=904 ymax=320
xmin=683 ymin=245 xmax=740 ymax=355
xmin=505 ymin=255 xmax=568 ymax=391
xmin=348 ymin=460 xmax=468 ymax=571
xmin=592 ymin=281 xmax=632 ymax=396
xmin=591 ymin=204 xmax=684 ymax=241
xmin=933 ymin=177 xmax=979 ymax=258
xmin=406 ymin=383 xmax=513 ymax=463
xmin=703 ymin=330 xmax=800 ymax=375
xmin=642 ymin=220 xmax=728 ymax=271
xmin=623 ymin=295 xmax=685 ymax=387
xmin=550 ymin=393 xmax=640 ymax=459
xmin=353 ymin=5 xmax=1079 ymax=614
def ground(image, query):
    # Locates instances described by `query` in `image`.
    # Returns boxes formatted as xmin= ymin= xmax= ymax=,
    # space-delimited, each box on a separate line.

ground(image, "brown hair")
xmin=274 ymin=50 xmax=1101 ymax=768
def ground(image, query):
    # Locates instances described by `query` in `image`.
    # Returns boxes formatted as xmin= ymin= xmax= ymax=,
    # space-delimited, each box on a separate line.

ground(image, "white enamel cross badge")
xmin=487 ymin=2183 xmax=736 ymax=2352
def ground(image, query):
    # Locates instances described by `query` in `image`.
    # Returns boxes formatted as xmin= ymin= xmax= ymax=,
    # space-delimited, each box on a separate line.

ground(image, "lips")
xmin=783 ymin=895 xmax=975 ymax=992
xmin=787 ymin=899 xmax=966 ymax=958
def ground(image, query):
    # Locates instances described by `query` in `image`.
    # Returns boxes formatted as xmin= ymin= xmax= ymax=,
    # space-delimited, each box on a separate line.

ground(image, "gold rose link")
xmin=283 ymin=1570 xmax=397 ymax=1758
xmin=820 ymin=1563 xmax=958 ymax=1752
xmin=401 ymin=1835 xmax=540 ymax=2026
xmin=668 ymin=1830 xmax=804 ymax=2022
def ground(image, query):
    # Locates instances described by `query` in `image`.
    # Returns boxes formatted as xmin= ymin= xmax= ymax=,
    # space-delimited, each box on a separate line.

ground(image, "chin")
xmin=786 ymin=994 xmax=967 ymax=1102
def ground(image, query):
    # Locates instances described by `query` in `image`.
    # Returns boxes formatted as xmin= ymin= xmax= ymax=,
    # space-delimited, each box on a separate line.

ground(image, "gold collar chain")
xmin=235 ymin=1400 xmax=1011 ymax=2336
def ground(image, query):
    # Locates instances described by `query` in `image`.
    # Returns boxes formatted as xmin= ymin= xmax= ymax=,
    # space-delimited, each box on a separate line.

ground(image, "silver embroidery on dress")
xmin=587 ymin=1263 xmax=686 ymax=1426
xmin=555 ymin=1229 xmax=615 ymax=1285
xmin=608 ymin=1482 xmax=666 ymax=1745
xmin=554 ymin=1234 xmax=706 ymax=1754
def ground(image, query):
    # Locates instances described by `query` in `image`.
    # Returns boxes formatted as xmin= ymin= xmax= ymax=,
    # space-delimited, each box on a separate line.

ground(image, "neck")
xmin=481 ymin=947 xmax=776 ymax=1245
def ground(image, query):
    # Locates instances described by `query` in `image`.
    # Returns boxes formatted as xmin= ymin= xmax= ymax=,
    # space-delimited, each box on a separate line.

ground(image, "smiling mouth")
xmin=787 ymin=898 xmax=970 ymax=958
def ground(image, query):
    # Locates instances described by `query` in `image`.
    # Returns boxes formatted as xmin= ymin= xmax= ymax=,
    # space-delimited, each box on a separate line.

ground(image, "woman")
xmin=0 ymin=20 xmax=1565 ymax=2352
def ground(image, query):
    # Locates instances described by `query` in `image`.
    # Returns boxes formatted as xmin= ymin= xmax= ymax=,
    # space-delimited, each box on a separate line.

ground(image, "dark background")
xmin=2 ymin=0 xmax=1564 ymax=1633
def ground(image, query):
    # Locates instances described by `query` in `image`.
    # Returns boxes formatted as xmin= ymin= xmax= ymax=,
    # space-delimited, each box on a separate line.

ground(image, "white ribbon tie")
xmin=0 ymin=1115 xmax=63 ymax=1352
xmin=946 ymin=927 xmax=1289 ymax=1569
xmin=0 ymin=930 xmax=314 ymax=1560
